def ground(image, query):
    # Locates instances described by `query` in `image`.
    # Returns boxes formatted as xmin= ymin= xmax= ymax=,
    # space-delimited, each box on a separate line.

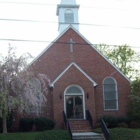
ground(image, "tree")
xmin=0 ymin=46 xmax=50 ymax=133
xmin=95 ymin=44 xmax=140 ymax=79
xmin=127 ymin=78 xmax=140 ymax=121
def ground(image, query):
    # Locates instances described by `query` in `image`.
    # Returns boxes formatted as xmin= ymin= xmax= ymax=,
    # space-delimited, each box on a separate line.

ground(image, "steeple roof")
xmin=60 ymin=0 xmax=77 ymax=5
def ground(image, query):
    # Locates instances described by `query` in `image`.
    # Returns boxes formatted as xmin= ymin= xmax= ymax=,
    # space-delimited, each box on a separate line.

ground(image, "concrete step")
xmin=72 ymin=129 xmax=92 ymax=133
xmin=72 ymin=132 xmax=105 ymax=140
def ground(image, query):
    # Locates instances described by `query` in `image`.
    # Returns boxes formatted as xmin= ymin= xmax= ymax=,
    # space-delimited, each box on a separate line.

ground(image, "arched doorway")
xmin=64 ymin=85 xmax=85 ymax=119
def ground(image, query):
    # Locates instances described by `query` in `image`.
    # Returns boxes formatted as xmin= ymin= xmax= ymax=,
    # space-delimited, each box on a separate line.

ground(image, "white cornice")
xmin=27 ymin=25 xmax=131 ymax=83
xmin=69 ymin=26 xmax=131 ymax=83
xmin=27 ymin=26 xmax=72 ymax=68
xmin=50 ymin=62 xmax=98 ymax=87
xmin=56 ymin=4 xmax=80 ymax=15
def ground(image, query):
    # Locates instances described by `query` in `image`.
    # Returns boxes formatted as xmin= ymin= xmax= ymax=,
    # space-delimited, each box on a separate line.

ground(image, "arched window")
xmin=28 ymin=78 xmax=42 ymax=113
xmin=103 ymin=77 xmax=118 ymax=110
xmin=66 ymin=86 xmax=82 ymax=94
xmin=65 ymin=9 xmax=74 ymax=23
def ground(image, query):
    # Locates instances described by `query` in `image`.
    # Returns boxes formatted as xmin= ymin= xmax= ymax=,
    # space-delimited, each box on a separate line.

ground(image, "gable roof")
xmin=50 ymin=62 xmax=98 ymax=87
xmin=28 ymin=25 xmax=131 ymax=83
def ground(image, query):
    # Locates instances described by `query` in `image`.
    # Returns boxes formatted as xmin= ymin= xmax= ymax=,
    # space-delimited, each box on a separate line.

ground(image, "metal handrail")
xmin=63 ymin=111 xmax=67 ymax=129
xmin=67 ymin=120 xmax=72 ymax=140
xmin=101 ymin=119 xmax=110 ymax=140
xmin=86 ymin=110 xmax=93 ymax=129
xmin=63 ymin=111 xmax=72 ymax=140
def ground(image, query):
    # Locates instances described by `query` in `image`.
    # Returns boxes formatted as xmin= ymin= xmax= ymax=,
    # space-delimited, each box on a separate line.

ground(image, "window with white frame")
xmin=65 ymin=9 xmax=74 ymax=23
xmin=103 ymin=77 xmax=118 ymax=110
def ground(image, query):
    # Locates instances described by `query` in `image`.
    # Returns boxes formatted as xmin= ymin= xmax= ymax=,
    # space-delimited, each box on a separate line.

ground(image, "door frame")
xmin=64 ymin=84 xmax=86 ymax=119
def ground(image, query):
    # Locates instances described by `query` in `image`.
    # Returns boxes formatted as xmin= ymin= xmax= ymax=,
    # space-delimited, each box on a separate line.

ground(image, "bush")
xmin=19 ymin=118 xmax=34 ymax=132
xmin=0 ymin=112 xmax=13 ymax=133
xmin=127 ymin=78 xmax=140 ymax=122
xmin=127 ymin=100 xmax=140 ymax=122
xmin=98 ymin=115 xmax=131 ymax=128
xmin=117 ymin=122 xmax=129 ymax=128
xmin=117 ymin=116 xmax=131 ymax=125
xmin=34 ymin=117 xmax=55 ymax=131
xmin=98 ymin=115 xmax=118 ymax=128
xmin=95 ymin=123 xmax=101 ymax=128
xmin=129 ymin=121 xmax=140 ymax=128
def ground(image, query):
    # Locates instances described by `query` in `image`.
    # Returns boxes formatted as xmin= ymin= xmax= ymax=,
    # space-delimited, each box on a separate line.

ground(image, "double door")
xmin=66 ymin=95 xmax=83 ymax=119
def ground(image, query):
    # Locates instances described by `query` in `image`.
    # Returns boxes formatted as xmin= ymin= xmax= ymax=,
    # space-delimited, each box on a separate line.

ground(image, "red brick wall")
xmin=31 ymin=27 xmax=131 ymax=128
xmin=52 ymin=65 xmax=96 ymax=128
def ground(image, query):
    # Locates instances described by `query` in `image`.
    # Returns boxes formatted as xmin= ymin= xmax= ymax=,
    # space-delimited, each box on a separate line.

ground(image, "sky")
xmin=0 ymin=0 xmax=140 ymax=57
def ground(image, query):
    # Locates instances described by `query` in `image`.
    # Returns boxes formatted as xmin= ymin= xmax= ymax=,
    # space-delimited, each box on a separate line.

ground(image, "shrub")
xmin=34 ymin=117 xmax=55 ymax=131
xmin=117 ymin=122 xmax=129 ymax=128
xmin=129 ymin=121 xmax=140 ymax=128
xmin=0 ymin=112 xmax=13 ymax=133
xmin=117 ymin=116 xmax=131 ymax=125
xmin=127 ymin=78 xmax=140 ymax=122
xmin=98 ymin=115 xmax=118 ymax=128
xmin=19 ymin=118 xmax=34 ymax=132
xmin=98 ymin=115 xmax=131 ymax=128
xmin=95 ymin=123 xmax=101 ymax=128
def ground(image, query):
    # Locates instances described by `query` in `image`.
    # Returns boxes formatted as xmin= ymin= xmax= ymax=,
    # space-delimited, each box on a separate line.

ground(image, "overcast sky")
xmin=0 ymin=0 xmax=140 ymax=57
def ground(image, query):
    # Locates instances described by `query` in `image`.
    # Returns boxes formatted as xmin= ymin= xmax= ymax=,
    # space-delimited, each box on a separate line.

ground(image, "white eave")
xmin=27 ymin=26 xmax=73 ymax=68
xmin=50 ymin=62 xmax=98 ymax=87
xmin=27 ymin=25 xmax=131 ymax=83
xmin=56 ymin=4 xmax=80 ymax=15
xmin=69 ymin=26 xmax=132 ymax=83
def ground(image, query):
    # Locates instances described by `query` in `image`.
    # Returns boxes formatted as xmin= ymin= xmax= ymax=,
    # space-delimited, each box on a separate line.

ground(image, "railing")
xmin=86 ymin=110 xmax=93 ymax=129
xmin=101 ymin=119 xmax=110 ymax=140
xmin=63 ymin=111 xmax=67 ymax=129
xmin=63 ymin=111 xmax=72 ymax=140
xmin=67 ymin=120 xmax=72 ymax=140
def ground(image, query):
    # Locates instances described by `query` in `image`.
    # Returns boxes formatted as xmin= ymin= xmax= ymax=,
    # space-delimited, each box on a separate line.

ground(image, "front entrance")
xmin=66 ymin=95 xmax=83 ymax=119
xmin=64 ymin=85 xmax=85 ymax=119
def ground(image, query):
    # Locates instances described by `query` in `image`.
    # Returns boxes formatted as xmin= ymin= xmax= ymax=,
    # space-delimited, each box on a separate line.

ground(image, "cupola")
xmin=56 ymin=0 xmax=80 ymax=34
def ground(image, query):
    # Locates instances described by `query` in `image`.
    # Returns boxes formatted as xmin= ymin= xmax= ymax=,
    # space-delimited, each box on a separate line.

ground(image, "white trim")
xmin=69 ymin=26 xmax=131 ymax=83
xmin=56 ymin=4 xmax=80 ymax=15
xmin=27 ymin=26 xmax=73 ymax=68
xmin=50 ymin=62 xmax=97 ymax=87
xmin=27 ymin=25 xmax=131 ymax=83
xmin=103 ymin=77 xmax=119 ymax=111
xmin=64 ymin=84 xmax=86 ymax=119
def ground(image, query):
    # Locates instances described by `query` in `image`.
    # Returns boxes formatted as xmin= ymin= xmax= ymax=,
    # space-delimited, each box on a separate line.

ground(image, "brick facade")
xmin=30 ymin=27 xmax=130 ymax=129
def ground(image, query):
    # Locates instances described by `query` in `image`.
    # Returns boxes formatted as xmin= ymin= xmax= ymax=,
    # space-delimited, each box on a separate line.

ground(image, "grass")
xmin=0 ymin=130 xmax=71 ymax=140
xmin=93 ymin=128 xmax=140 ymax=140
xmin=1 ymin=128 xmax=140 ymax=140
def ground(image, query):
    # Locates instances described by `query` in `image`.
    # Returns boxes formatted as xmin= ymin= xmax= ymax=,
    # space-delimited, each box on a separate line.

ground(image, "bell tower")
xmin=56 ymin=0 xmax=80 ymax=34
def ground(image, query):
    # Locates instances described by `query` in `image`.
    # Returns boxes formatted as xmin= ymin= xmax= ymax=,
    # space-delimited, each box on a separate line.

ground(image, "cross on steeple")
xmin=68 ymin=38 xmax=75 ymax=52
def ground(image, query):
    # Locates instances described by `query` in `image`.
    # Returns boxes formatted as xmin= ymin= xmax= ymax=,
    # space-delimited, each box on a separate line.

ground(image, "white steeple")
xmin=56 ymin=0 xmax=80 ymax=34
xmin=60 ymin=0 xmax=76 ymax=5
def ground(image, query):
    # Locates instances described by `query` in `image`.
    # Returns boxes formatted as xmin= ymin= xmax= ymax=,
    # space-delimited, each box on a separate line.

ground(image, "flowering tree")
xmin=0 ymin=46 xmax=50 ymax=133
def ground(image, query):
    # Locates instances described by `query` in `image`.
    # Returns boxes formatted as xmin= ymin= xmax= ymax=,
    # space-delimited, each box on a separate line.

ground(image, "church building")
xmin=29 ymin=0 xmax=131 ymax=129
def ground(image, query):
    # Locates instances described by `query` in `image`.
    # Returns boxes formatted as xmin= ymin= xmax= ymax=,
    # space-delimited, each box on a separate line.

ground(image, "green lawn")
xmin=94 ymin=128 xmax=140 ymax=140
xmin=109 ymin=128 xmax=140 ymax=140
xmin=0 ymin=128 xmax=140 ymax=140
xmin=0 ymin=130 xmax=71 ymax=140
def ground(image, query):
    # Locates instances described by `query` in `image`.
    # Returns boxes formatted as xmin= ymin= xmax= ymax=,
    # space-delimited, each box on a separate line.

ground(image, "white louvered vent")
xmin=65 ymin=10 xmax=74 ymax=23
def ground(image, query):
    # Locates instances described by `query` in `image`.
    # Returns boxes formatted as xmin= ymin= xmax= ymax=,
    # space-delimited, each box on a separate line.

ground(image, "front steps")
xmin=69 ymin=120 xmax=92 ymax=132
xmin=69 ymin=120 xmax=105 ymax=140
xmin=72 ymin=132 xmax=105 ymax=140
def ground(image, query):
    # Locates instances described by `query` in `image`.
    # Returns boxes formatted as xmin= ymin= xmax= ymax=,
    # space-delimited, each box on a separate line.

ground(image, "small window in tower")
xmin=65 ymin=9 xmax=74 ymax=23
